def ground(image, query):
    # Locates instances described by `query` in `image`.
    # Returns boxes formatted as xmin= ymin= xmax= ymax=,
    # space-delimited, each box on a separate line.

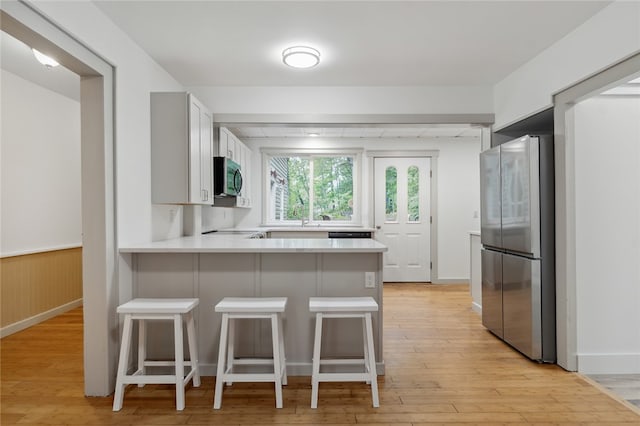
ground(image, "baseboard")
xmin=431 ymin=278 xmax=469 ymax=284
xmin=577 ymin=353 xmax=640 ymax=374
xmin=1 ymin=298 xmax=83 ymax=338
xmin=471 ymin=301 xmax=482 ymax=315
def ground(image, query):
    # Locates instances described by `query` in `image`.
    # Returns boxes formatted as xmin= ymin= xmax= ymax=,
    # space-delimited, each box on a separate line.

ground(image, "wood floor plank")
xmin=2 ymin=283 xmax=638 ymax=425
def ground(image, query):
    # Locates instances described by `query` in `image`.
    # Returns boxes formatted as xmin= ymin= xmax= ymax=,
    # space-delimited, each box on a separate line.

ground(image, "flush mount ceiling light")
xmin=32 ymin=48 xmax=59 ymax=68
xmin=282 ymin=46 xmax=320 ymax=69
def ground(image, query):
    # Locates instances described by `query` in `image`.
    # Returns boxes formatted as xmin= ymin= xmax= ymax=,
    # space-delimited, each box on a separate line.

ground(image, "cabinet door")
xmin=243 ymin=144 xmax=251 ymax=207
xmin=188 ymin=98 xmax=202 ymax=203
xmin=200 ymin=111 xmax=213 ymax=203
xmin=219 ymin=128 xmax=229 ymax=158
xmin=189 ymin=95 xmax=213 ymax=204
xmin=227 ymin=132 xmax=237 ymax=161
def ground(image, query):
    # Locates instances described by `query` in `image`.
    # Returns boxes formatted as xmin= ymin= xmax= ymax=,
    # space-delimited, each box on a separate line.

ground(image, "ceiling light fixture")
xmin=32 ymin=48 xmax=59 ymax=68
xmin=306 ymin=132 xmax=320 ymax=137
xmin=282 ymin=46 xmax=320 ymax=69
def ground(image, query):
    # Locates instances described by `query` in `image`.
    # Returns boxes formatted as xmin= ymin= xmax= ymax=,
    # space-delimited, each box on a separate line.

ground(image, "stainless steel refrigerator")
xmin=480 ymin=135 xmax=556 ymax=362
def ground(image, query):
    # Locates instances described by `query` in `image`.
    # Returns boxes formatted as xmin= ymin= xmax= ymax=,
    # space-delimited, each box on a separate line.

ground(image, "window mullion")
xmin=308 ymin=158 xmax=314 ymax=221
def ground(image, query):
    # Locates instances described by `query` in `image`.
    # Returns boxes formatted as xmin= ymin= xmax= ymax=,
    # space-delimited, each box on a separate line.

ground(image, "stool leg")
xmin=364 ymin=313 xmax=379 ymax=408
xmin=173 ymin=314 xmax=186 ymax=411
xmin=213 ymin=313 xmax=229 ymax=409
xmin=137 ymin=319 xmax=146 ymax=387
xmin=278 ymin=314 xmax=287 ymax=386
xmin=310 ymin=312 xmax=323 ymax=409
xmin=186 ymin=311 xmax=201 ymax=387
xmin=271 ymin=313 xmax=283 ymax=408
xmin=362 ymin=316 xmax=371 ymax=384
xmin=113 ymin=314 xmax=133 ymax=411
xmin=226 ymin=317 xmax=235 ymax=386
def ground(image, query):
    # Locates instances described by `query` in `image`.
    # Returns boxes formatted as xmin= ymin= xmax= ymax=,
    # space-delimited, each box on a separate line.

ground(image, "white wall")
xmin=0 ymin=69 xmax=81 ymax=256
xmin=236 ymin=137 xmax=481 ymax=281
xmin=190 ymin=85 xmax=493 ymax=115
xmin=573 ymin=95 xmax=640 ymax=374
xmin=32 ymin=0 xmax=185 ymax=246
xmin=494 ymin=1 xmax=640 ymax=129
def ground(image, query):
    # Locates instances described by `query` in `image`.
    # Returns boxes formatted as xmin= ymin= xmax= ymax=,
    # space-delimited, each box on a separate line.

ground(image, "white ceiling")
xmin=93 ymin=0 xmax=610 ymax=87
xmin=1 ymin=1 xmax=621 ymax=140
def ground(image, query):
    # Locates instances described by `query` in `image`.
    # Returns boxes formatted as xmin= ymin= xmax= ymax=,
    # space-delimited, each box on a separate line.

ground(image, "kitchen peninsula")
xmin=120 ymin=235 xmax=387 ymax=375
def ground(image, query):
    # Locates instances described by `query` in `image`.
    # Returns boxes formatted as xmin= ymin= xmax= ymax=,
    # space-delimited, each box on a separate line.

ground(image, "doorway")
xmin=1 ymin=3 xmax=116 ymax=396
xmin=554 ymin=53 xmax=640 ymax=372
xmin=374 ymin=156 xmax=432 ymax=282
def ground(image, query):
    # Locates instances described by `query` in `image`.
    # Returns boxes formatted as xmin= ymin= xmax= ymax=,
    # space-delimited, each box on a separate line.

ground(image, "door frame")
xmin=553 ymin=52 xmax=640 ymax=372
xmin=1 ymin=1 xmax=117 ymax=395
xmin=367 ymin=150 xmax=441 ymax=282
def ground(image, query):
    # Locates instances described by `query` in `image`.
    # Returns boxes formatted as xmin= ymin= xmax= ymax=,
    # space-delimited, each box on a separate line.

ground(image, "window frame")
xmin=261 ymin=148 xmax=362 ymax=226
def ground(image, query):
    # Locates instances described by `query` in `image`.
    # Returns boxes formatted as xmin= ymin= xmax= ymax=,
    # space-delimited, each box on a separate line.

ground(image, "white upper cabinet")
xmin=216 ymin=127 xmax=252 ymax=208
xmin=151 ymin=92 xmax=213 ymax=204
xmin=218 ymin=127 xmax=237 ymax=161
xmin=239 ymin=143 xmax=252 ymax=208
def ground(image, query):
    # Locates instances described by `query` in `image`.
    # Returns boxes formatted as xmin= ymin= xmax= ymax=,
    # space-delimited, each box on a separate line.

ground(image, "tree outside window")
xmin=268 ymin=155 xmax=355 ymax=223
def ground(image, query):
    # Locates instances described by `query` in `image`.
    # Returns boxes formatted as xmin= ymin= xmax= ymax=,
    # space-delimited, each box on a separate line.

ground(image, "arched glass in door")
xmin=385 ymin=166 xmax=397 ymax=221
xmin=407 ymin=166 xmax=420 ymax=222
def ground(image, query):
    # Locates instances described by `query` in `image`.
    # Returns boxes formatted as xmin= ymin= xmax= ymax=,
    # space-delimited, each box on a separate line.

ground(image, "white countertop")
xmin=219 ymin=226 xmax=376 ymax=233
xmin=120 ymin=235 xmax=387 ymax=254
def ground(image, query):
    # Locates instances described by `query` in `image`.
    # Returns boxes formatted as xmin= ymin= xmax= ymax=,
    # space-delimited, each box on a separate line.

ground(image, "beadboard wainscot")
xmin=1 ymin=246 xmax=83 ymax=337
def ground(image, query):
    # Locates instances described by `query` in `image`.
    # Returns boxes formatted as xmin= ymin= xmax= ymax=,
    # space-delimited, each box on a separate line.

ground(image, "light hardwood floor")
xmin=2 ymin=284 xmax=639 ymax=425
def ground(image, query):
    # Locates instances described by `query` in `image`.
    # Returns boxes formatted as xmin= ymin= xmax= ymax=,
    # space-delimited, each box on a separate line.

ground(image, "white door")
xmin=374 ymin=157 xmax=431 ymax=282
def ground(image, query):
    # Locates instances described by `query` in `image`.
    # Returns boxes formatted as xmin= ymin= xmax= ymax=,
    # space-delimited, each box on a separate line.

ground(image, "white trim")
xmin=261 ymin=147 xmax=364 ymax=155
xmin=577 ymin=353 xmax=640 ymax=374
xmin=471 ymin=301 xmax=482 ymax=315
xmin=261 ymin=149 xmax=362 ymax=226
xmin=1 ymin=244 xmax=82 ymax=259
xmin=553 ymin=52 xmax=640 ymax=372
xmin=431 ymin=279 xmax=469 ymax=285
xmin=366 ymin=150 xmax=440 ymax=158
xmin=0 ymin=298 xmax=83 ymax=338
xmin=1 ymin=1 xmax=118 ymax=396
xmin=214 ymin=113 xmax=494 ymax=127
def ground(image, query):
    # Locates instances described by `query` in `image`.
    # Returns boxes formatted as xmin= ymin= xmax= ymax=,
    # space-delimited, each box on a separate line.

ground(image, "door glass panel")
xmin=385 ymin=166 xmax=397 ymax=221
xmin=407 ymin=166 xmax=420 ymax=221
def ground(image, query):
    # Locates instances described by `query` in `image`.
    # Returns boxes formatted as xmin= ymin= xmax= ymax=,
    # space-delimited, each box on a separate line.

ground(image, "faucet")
xmin=301 ymin=217 xmax=309 ymax=227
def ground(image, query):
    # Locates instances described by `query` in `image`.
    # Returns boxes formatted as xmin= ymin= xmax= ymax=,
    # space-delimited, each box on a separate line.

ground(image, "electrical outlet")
xmin=365 ymin=272 xmax=376 ymax=288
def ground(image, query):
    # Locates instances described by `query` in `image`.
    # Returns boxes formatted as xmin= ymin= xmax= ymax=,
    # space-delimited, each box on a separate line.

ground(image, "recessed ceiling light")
xmin=282 ymin=46 xmax=320 ymax=69
xmin=32 ymin=48 xmax=59 ymax=68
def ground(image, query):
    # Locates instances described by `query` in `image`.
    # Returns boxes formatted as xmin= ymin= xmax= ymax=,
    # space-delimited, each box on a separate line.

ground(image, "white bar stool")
xmin=213 ymin=297 xmax=288 ymax=409
xmin=309 ymin=296 xmax=379 ymax=408
xmin=113 ymin=298 xmax=201 ymax=411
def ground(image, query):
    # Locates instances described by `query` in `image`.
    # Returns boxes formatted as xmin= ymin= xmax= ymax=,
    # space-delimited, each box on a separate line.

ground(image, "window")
xmin=264 ymin=150 xmax=360 ymax=224
xmin=407 ymin=165 xmax=420 ymax=221
xmin=385 ymin=166 xmax=397 ymax=222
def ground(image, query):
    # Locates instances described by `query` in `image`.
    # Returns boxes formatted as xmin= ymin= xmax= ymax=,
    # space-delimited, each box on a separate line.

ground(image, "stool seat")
xmin=309 ymin=297 xmax=378 ymax=312
xmin=215 ymin=297 xmax=287 ymax=313
xmin=310 ymin=296 xmax=379 ymax=409
xmin=117 ymin=298 xmax=199 ymax=314
xmin=214 ymin=297 xmax=288 ymax=409
xmin=113 ymin=298 xmax=200 ymax=411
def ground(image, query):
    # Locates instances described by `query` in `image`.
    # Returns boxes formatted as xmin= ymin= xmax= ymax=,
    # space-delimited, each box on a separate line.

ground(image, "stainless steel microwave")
xmin=213 ymin=157 xmax=243 ymax=197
